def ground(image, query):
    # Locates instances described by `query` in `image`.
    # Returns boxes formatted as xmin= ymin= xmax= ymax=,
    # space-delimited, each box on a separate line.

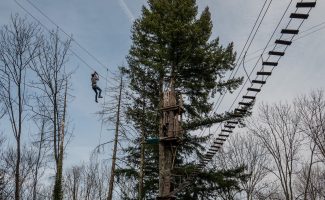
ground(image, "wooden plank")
xmin=217 ymin=138 xmax=227 ymax=141
xmin=235 ymin=108 xmax=247 ymax=113
xmin=290 ymin=13 xmax=309 ymax=19
xmin=243 ymin=95 xmax=256 ymax=100
xmin=247 ymin=87 xmax=261 ymax=92
xmin=275 ymin=39 xmax=292 ymax=45
xmin=257 ymin=71 xmax=272 ymax=76
xmin=263 ymin=61 xmax=278 ymax=66
xmin=269 ymin=51 xmax=285 ymax=56
xmin=281 ymin=29 xmax=299 ymax=34
xmin=296 ymin=2 xmax=316 ymax=8
xmin=252 ymin=80 xmax=266 ymax=84
xmin=221 ymin=129 xmax=233 ymax=133
xmin=227 ymin=120 xmax=239 ymax=124
xmin=210 ymin=148 xmax=219 ymax=151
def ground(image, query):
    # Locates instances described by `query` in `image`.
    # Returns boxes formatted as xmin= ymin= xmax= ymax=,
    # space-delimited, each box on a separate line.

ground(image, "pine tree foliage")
xmin=118 ymin=0 xmax=246 ymax=198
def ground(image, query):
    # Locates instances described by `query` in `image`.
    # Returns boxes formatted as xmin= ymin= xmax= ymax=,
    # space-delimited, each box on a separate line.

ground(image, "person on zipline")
xmin=91 ymin=71 xmax=103 ymax=103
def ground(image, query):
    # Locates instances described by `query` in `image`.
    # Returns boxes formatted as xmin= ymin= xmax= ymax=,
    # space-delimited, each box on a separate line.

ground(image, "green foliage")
xmin=179 ymin=166 xmax=250 ymax=199
xmin=119 ymin=0 xmax=245 ymax=198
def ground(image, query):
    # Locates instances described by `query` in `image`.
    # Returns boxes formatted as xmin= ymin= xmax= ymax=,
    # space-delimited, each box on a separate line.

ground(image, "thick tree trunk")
xmin=15 ymin=80 xmax=23 ymax=200
xmin=15 ymin=138 xmax=21 ymax=200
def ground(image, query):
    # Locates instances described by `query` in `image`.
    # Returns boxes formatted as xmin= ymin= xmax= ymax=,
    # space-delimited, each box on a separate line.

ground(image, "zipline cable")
xmin=206 ymin=0 xmax=316 ymax=150
xmin=14 ymin=0 xmax=119 ymax=86
xmin=24 ymin=0 xmax=118 ymax=78
xmin=198 ymin=0 xmax=273 ymax=138
xmin=205 ymin=0 xmax=296 ymax=148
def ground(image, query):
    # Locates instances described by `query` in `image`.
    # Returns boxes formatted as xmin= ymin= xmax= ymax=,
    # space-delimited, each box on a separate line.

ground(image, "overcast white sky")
xmin=0 ymin=0 xmax=324 ymax=168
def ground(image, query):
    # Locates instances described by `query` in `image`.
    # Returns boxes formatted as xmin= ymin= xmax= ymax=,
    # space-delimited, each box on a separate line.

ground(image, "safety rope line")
xmin=203 ymin=0 xmax=317 ymax=165
xmin=168 ymin=0 xmax=318 ymax=197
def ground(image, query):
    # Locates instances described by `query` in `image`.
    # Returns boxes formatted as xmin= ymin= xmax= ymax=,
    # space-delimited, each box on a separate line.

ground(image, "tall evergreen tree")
xmin=118 ymin=0 xmax=246 ymax=199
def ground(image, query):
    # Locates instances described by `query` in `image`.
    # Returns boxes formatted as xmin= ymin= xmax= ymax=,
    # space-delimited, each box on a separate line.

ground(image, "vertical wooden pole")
xmin=107 ymin=76 xmax=123 ymax=200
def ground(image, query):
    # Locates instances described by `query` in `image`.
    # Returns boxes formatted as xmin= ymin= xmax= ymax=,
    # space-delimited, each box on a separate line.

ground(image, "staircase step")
xmin=219 ymin=134 xmax=229 ymax=137
xmin=239 ymin=102 xmax=253 ymax=106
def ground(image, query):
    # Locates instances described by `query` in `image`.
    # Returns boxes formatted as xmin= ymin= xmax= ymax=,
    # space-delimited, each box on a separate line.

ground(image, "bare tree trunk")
xmin=0 ymin=169 xmax=4 ymax=200
xmin=0 ymin=15 xmax=41 ymax=200
xmin=29 ymin=29 xmax=72 ymax=200
xmin=32 ymin=119 xmax=46 ymax=200
xmin=107 ymin=76 xmax=123 ymax=200
xmin=249 ymin=103 xmax=302 ymax=200
xmin=53 ymin=80 xmax=68 ymax=200
xmin=303 ymin=143 xmax=316 ymax=200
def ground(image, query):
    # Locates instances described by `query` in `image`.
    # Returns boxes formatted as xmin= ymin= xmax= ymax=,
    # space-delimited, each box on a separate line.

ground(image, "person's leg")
xmin=97 ymin=86 xmax=103 ymax=98
xmin=92 ymin=86 xmax=98 ymax=102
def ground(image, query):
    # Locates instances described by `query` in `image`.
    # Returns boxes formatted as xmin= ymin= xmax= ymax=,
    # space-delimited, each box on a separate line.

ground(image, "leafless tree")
xmin=295 ymin=90 xmax=325 ymax=162
xmin=1 ymin=145 xmax=40 ymax=200
xmin=0 ymin=134 xmax=6 ymax=200
xmin=0 ymin=15 xmax=41 ymax=200
xmin=65 ymin=165 xmax=82 ymax=200
xmin=223 ymin=132 xmax=270 ymax=200
xmin=29 ymin=109 xmax=51 ymax=200
xmin=295 ymin=164 xmax=325 ymax=199
xmin=248 ymin=103 xmax=303 ymax=200
xmin=30 ymin=29 xmax=72 ymax=199
xmin=64 ymin=161 xmax=109 ymax=200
